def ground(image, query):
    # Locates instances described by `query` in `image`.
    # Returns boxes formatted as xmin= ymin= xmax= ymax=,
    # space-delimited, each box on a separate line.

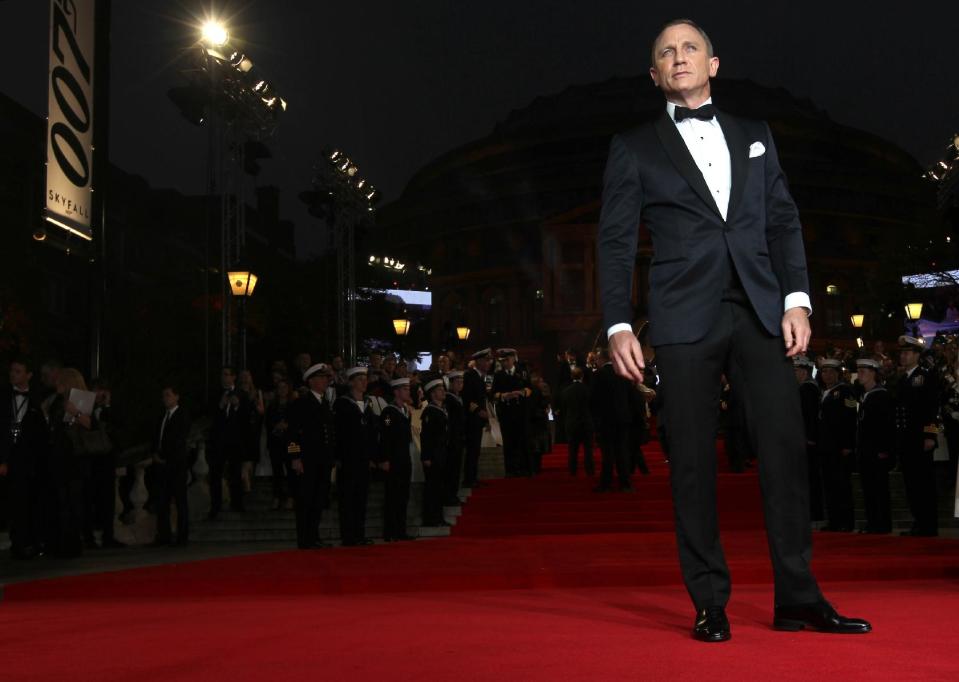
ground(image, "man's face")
xmin=351 ymin=375 xmax=368 ymax=394
xmin=370 ymin=354 xmax=383 ymax=369
xmin=41 ymin=365 xmax=59 ymax=388
xmin=332 ymin=356 xmax=344 ymax=370
xmin=430 ymin=386 xmax=446 ymax=403
xmin=501 ymin=356 xmax=515 ymax=371
xmin=221 ymin=369 xmax=236 ymax=388
xmin=9 ymin=363 xmax=31 ymax=388
xmin=438 ymin=355 xmax=451 ymax=372
xmin=476 ymin=357 xmax=491 ymax=373
xmin=450 ymin=377 xmax=464 ymax=393
xmin=308 ymin=374 xmax=330 ymax=395
xmin=162 ymin=388 xmax=179 ymax=410
xmin=899 ymin=349 xmax=919 ymax=368
xmin=821 ymin=367 xmax=839 ymax=387
xmin=859 ymin=368 xmax=877 ymax=386
xmin=649 ymin=23 xmax=718 ymax=101
xmin=394 ymin=386 xmax=411 ymax=404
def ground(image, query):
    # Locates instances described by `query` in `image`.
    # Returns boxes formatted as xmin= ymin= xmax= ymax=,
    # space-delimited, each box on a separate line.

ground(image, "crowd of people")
xmin=2 ymin=332 xmax=956 ymax=560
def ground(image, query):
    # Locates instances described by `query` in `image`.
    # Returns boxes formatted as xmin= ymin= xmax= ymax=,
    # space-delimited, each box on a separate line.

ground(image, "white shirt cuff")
xmin=784 ymin=291 xmax=812 ymax=316
xmin=607 ymin=323 xmax=633 ymax=339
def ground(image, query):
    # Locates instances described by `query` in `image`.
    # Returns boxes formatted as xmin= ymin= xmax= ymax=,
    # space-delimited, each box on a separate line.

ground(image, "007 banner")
xmin=44 ymin=0 xmax=95 ymax=240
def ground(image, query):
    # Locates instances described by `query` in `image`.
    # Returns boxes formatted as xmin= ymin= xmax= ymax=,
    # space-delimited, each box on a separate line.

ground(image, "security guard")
xmin=462 ymin=349 xmax=492 ymax=488
xmin=420 ymin=377 xmax=450 ymax=526
xmin=444 ymin=370 xmax=466 ymax=505
xmin=380 ymin=378 xmax=414 ymax=541
xmin=287 ymin=363 xmax=336 ymax=550
xmin=333 ymin=367 xmax=379 ymax=546
xmin=794 ymin=355 xmax=824 ymax=522
xmin=492 ymin=348 xmax=532 ymax=476
xmin=817 ymin=358 xmax=857 ymax=532
xmin=855 ymin=357 xmax=895 ymax=534
xmin=894 ymin=336 xmax=940 ymax=536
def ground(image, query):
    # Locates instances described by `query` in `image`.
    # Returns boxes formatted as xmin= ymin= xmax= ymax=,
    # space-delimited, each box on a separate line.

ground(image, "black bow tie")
xmin=673 ymin=103 xmax=717 ymax=122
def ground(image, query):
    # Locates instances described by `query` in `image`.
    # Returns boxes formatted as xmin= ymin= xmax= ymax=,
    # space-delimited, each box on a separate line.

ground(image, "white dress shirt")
xmin=607 ymin=98 xmax=811 ymax=339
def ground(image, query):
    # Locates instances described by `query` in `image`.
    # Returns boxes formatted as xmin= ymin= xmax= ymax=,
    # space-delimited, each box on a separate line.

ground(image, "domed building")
xmin=377 ymin=76 xmax=934 ymax=370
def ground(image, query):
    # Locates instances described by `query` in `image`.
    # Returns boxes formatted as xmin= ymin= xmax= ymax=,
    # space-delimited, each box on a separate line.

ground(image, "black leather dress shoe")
xmin=773 ymin=601 xmax=871 ymax=634
xmin=693 ymin=606 xmax=731 ymax=642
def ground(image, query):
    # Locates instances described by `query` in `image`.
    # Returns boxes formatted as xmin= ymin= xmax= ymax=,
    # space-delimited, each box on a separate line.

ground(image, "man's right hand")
xmin=609 ymin=330 xmax=645 ymax=383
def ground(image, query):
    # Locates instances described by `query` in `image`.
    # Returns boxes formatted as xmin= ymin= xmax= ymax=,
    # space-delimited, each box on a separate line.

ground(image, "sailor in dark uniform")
xmin=287 ymin=363 xmax=336 ymax=549
xmin=444 ymin=370 xmax=466 ymax=506
xmin=0 ymin=359 xmax=49 ymax=559
xmin=855 ymin=357 xmax=895 ymax=534
xmin=380 ymin=378 xmax=414 ymax=541
xmin=333 ymin=367 xmax=379 ymax=546
xmin=894 ymin=335 xmax=940 ymax=536
xmin=492 ymin=348 xmax=532 ymax=477
xmin=420 ymin=377 xmax=450 ymax=526
xmin=817 ymin=358 xmax=858 ymax=532
xmin=461 ymin=349 xmax=492 ymax=487
xmin=794 ymin=355 xmax=824 ymax=522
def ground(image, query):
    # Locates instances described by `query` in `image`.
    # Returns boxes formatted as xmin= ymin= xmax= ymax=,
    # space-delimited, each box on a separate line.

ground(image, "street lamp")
xmin=850 ymin=312 xmax=864 ymax=329
xmin=393 ymin=318 xmax=411 ymax=336
xmin=905 ymin=302 xmax=923 ymax=321
xmin=456 ymin=325 xmax=471 ymax=341
xmin=228 ymin=270 xmax=257 ymax=370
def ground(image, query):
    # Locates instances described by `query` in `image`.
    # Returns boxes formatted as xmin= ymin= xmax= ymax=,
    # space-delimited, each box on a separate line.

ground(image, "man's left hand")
xmin=782 ymin=308 xmax=811 ymax=358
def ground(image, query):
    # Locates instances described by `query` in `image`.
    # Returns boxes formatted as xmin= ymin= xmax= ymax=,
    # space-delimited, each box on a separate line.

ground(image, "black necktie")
xmin=673 ymin=103 xmax=717 ymax=122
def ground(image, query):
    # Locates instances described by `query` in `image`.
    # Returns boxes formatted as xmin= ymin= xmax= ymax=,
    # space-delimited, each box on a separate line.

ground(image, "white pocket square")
xmin=749 ymin=141 xmax=766 ymax=158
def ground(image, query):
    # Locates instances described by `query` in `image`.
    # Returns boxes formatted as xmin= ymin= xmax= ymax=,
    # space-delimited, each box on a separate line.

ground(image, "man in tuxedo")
xmin=560 ymin=366 xmax=594 ymax=476
xmin=461 ymin=349 xmax=492 ymax=487
xmin=153 ymin=385 xmax=192 ymax=546
xmin=288 ymin=363 xmax=337 ymax=549
xmin=0 ymin=358 xmax=49 ymax=559
xmin=598 ymin=19 xmax=870 ymax=640
xmin=206 ymin=366 xmax=248 ymax=519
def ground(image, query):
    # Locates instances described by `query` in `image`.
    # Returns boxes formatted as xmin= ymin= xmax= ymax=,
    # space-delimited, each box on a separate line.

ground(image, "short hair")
xmin=9 ymin=357 xmax=33 ymax=372
xmin=650 ymin=18 xmax=714 ymax=66
xmin=571 ymin=367 xmax=584 ymax=381
xmin=162 ymin=383 xmax=181 ymax=396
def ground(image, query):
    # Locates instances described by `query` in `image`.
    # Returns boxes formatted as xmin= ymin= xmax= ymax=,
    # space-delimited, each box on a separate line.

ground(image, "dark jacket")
xmin=560 ymin=381 xmax=593 ymax=435
xmin=462 ymin=368 xmax=488 ymax=424
xmin=420 ymin=403 xmax=449 ymax=466
xmin=208 ymin=387 xmax=249 ymax=460
xmin=894 ymin=366 xmax=939 ymax=451
xmin=857 ymin=386 xmax=895 ymax=464
xmin=333 ymin=395 xmax=379 ymax=469
xmin=155 ymin=406 xmax=191 ymax=465
xmin=287 ymin=392 xmax=335 ymax=464
xmin=798 ymin=380 xmax=821 ymax=445
xmin=817 ymin=383 xmax=857 ymax=454
xmin=598 ymin=109 xmax=809 ymax=346
xmin=380 ymin=403 xmax=412 ymax=471
xmin=589 ymin=363 xmax=634 ymax=434
xmin=445 ymin=393 xmax=466 ymax=455
xmin=0 ymin=387 xmax=48 ymax=475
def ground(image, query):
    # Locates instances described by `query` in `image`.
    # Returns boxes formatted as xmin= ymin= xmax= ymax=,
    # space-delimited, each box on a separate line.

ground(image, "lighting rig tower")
xmin=168 ymin=19 xmax=287 ymax=385
xmin=301 ymin=149 xmax=381 ymax=364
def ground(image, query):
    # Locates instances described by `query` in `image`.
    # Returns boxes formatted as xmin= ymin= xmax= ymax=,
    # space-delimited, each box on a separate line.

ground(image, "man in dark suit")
xmin=817 ymin=359 xmax=857 ymax=532
xmin=589 ymin=350 xmax=634 ymax=492
xmin=855 ymin=358 xmax=895 ymax=534
xmin=153 ymin=385 xmax=192 ymax=546
xmin=492 ymin=349 xmax=531 ymax=476
xmin=597 ymin=19 xmax=869 ymax=640
xmin=559 ymin=366 xmax=594 ymax=476
xmin=0 ymin=358 xmax=49 ymax=559
xmin=461 ymin=349 xmax=492 ymax=487
xmin=206 ymin=366 xmax=248 ymax=519
xmin=288 ymin=363 xmax=337 ymax=549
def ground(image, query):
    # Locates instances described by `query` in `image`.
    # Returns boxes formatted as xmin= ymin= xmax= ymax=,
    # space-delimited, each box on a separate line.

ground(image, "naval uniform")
xmin=492 ymin=366 xmax=531 ymax=476
xmin=798 ymin=379 xmax=824 ymax=521
xmin=461 ymin=368 xmax=488 ymax=487
xmin=380 ymin=402 xmax=413 ymax=540
xmin=287 ymin=391 xmax=336 ymax=549
xmin=420 ymin=402 xmax=449 ymax=525
xmin=817 ymin=382 xmax=858 ymax=531
xmin=444 ymin=392 xmax=466 ymax=504
xmin=333 ymin=395 xmax=379 ymax=545
xmin=857 ymin=385 xmax=895 ymax=533
xmin=895 ymin=366 xmax=940 ymax=535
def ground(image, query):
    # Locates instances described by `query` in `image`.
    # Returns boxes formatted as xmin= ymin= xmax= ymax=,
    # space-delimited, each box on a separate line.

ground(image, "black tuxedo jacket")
xmin=288 ymin=392 xmax=335 ymax=463
xmin=155 ymin=407 xmax=191 ymax=465
xmin=598 ymin=107 xmax=810 ymax=346
xmin=559 ymin=381 xmax=593 ymax=434
xmin=589 ymin=363 xmax=634 ymax=433
xmin=0 ymin=389 xmax=48 ymax=473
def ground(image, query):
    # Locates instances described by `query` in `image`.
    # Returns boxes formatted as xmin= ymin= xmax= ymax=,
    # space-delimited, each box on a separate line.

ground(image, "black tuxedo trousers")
xmin=655 ymin=289 xmax=822 ymax=610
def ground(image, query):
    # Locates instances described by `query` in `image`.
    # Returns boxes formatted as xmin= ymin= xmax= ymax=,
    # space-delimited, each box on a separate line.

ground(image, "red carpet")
xmin=2 ymin=441 xmax=958 ymax=680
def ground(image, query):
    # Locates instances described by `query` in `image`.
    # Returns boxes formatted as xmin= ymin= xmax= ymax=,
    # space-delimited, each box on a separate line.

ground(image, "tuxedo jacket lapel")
xmin=717 ymin=110 xmax=748 ymax=221
xmin=653 ymin=111 xmax=724 ymax=221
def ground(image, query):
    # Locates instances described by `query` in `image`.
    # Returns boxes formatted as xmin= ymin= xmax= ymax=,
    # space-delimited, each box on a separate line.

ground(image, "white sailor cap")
xmin=856 ymin=358 xmax=881 ymax=371
xmin=819 ymin=358 xmax=842 ymax=370
xmin=302 ymin=363 xmax=331 ymax=381
xmin=346 ymin=366 xmax=368 ymax=379
xmin=792 ymin=355 xmax=814 ymax=369
xmin=424 ymin=377 xmax=445 ymax=393
xmin=471 ymin=348 xmax=492 ymax=360
xmin=898 ymin=335 xmax=925 ymax=352
xmin=447 ymin=370 xmax=464 ymax=380
xmin=389 ymin=378 xmax=410 ymax=388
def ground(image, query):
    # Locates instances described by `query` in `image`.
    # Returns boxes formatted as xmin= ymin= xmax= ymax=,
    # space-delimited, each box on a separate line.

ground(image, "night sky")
xmin=3 ymin=1 xmax=958 ymax=258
